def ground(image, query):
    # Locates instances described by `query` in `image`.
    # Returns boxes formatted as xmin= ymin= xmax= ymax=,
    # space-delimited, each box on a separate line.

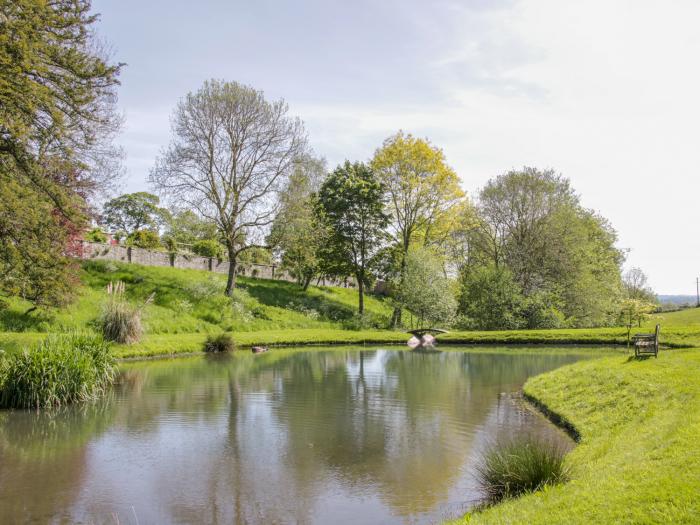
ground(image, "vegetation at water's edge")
xmin=448 ymin=349 xmax=700 ymax=524
xmin=202 ymin=333 xmax=235 ymax=353
xmin=0 ymin=333 xmax=115 ymax=409
xmin=475 ymin=436 xmax=570 ymax=505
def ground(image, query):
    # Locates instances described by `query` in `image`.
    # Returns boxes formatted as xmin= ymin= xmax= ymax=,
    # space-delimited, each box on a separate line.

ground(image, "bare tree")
xmin=150 ymin=80 xmax=306 ymax=294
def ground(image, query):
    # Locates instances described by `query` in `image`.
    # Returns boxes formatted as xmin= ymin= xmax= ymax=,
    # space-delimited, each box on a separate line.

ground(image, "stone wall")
xmin=77 ymin=241 xmax=352 ymax=287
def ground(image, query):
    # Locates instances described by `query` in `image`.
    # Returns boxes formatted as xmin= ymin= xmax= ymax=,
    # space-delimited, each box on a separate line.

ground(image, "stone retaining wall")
xmin=77 ymin=241 xmax=352 ymax=287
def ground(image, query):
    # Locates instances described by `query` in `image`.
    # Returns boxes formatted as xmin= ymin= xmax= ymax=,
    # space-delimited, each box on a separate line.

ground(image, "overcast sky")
xmin=93 ymin=0 xmax=699 ymax=295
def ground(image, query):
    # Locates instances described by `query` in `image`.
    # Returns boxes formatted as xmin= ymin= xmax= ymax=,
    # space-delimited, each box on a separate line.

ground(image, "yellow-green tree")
xmin=371 ymin=131 xmax=464 ymax=326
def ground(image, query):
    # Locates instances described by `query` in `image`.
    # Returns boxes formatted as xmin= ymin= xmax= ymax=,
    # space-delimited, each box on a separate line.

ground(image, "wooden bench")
xmin=632 ymin=324 xmax=660 ymax=358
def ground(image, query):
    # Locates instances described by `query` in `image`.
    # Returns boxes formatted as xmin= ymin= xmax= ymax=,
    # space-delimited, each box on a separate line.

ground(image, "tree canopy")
xmin=0 ymin=0 xmax=122 ymax=306
xmin=317 ymin=161 xmax=388 ymax=314
xmin=150 ymin=79 xmax=306 ymax=295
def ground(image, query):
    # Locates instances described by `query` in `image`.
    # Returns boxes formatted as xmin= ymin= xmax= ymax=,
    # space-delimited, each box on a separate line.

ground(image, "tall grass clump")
xmin=0 ymin=333 xmax=116 ymax=409
xmin=202 ymin=332 xmax=235 ymax=353
xmin=475 ymin=436 xmax=571 ymax=504
xmin=100 ymin=281 xmax=152 ymax=343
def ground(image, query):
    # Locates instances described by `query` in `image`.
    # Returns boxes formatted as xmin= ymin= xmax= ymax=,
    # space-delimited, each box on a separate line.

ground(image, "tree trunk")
xmin=358 ymin=276 xmax=364 ymax=314
xmin=302 ymin=273 xmax=313 ymax=291
xmin=225 ymin=245 xmax=237 ymax=296
xmin=391 ymin=249 xmax=408 ymax=328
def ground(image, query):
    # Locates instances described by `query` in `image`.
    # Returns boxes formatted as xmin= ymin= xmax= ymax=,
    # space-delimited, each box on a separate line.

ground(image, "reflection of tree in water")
xmin=0 ymin=400 xmax=116 ymax=523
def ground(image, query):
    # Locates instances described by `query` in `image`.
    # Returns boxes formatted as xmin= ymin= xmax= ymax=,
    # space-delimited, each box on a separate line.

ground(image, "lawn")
xmin=448 ymin=348 xmax=700 ymax=524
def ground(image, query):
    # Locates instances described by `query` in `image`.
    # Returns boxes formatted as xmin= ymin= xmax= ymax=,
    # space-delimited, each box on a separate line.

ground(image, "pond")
xmin=0 ymin=346 xmax=610 ymax=524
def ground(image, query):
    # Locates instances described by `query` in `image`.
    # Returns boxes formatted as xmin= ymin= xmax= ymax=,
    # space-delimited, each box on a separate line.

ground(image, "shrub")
xmin=127 ymin=230 xmax=161 ymax=249
xmin=100 ymin=281 xmax=152 ymax=344
xmin=0 ymin=333 xmax=116 ymax=409
xmin=203 ymin=333 xmax=235 ymax=353
xmin=475 ymin=436 xmax=570 ymax=504
xmin=192 ymin=239 xmax=224 ymax=259
xmin=85 ymin=227 xmax=108 ymax=243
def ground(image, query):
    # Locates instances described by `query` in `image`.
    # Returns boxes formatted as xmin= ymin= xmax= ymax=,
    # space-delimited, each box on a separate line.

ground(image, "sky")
xmin=92 ymin=0 xmax=699 ymax=295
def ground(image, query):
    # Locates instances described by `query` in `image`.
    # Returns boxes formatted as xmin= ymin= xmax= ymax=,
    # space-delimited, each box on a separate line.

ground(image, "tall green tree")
xmin=398 ymin=247 xmax=457 ymax=327
xmin=0 ymin=0 xmax=122 ymax=306
xmin=101 ymin=192 xmax=169 ymax=239
xmin=371 ymin=131 xmax=464 ymax=326
xmin=461 ymin=167 xmax=624 ymax=328
xmin=317 ymin=161 xmax=388 ymax=314
xmin=268 ymin=155 xmax=328 ymax=290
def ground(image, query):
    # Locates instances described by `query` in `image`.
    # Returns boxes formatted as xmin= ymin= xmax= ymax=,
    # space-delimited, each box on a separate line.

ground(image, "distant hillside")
xmin=658 ymin=295 xmax=698 ymax=306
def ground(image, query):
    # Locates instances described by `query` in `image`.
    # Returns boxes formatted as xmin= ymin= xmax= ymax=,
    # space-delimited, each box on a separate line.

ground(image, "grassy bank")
xmin=449 ymin=349 xmax=700 ymax=524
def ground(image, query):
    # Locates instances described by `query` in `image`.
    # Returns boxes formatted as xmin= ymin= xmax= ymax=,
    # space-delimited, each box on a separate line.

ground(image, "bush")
xmin=475 ymin=436 xmax=570 ymax=504
xmin=127 ymin=230 xmax=161 ymax=249
xmin=203 ymin=333 xmax=235 ymax=353
xmin=100 ymin=281 xmax=152 ymax=344
xmin=0 ymin=333 xmax=116 ymax=409
xmin=85 ymin=227 xmax=108 ymax=243
xmin=192 ymin=239 xmax=225 ymax=259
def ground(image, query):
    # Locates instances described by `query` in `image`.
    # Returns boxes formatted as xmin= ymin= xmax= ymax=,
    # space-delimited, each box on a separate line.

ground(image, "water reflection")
xmin=0 ymin=347 xmax=604 ymax=524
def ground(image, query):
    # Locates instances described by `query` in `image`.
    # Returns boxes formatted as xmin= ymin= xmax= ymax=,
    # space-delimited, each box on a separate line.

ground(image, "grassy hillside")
xmin=449 ymin=349 xmax=700 ymax=524
xmin=0 ymin=260 xmax=395 ymax=335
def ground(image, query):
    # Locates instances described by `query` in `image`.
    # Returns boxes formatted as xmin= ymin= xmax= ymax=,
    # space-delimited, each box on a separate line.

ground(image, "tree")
xmin=268 ymin=155 xmax=328 ymax=290
xmin=102 ymin=192 xmax=169 ymax=238
xmin=623 ymin=267 xmax=656 ymax=303
xmin=619 ymin=298 xmax=656 ymax=343
xmin=150 ymin=79 xmax=306 ymax=295
xmin=371 ymin=131 xmax=464 ymax=325
xmin=0 ymin=0 xmax=123 ymax=307
xmin=164 ymin=210 xmax=219 ymax=247
xmin=317 ymin=162 xmax=388 ymax=314
xmin=468 ymin=167 xmax=624 ymax=328
xmin=127 ymin=230 xmax=161 ymax=250
xmin=458 ymin=265 xmax=525 ymax=330
xmin=397 ymin=247 xmax=457 ymax=327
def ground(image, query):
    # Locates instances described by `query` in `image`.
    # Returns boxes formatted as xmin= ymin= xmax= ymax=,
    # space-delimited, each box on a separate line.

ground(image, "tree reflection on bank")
xmin=0 ymin=347 xmax=593 ymax=524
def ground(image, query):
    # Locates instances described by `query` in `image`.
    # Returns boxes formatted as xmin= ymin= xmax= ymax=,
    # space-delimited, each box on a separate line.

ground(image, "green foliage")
xmin=462 ymin=168 xmax=623 ymax=329
xmin=317 ymin=161 xmax=389 ymax=313
xmin=398 ymin=247 xmax=457 ymax=327
xmin=0 ymin=173 xmax=81 ymax=306
xmin=459 ymin=265 xmax=525 ymax=330
xmin=202 ymin=332 xmax=235 ymax=353
xmin=475 ymin=436 xmax=570 ymax=504
xmin=192 ymin=239 xmax=224 ymax=259
xmin=0 ymin=0 xmax=122 ymax=309
xmin=102 ymin=193 xmax=169 ymax=237
xmin=0 ymin=333 xmax=115 ymax=409
xmin=126 ymin=229 xmax=161 ymax=250
xmin=99 ymin=281 xmax=145 ymax=344
xmin=268 ymin=155 xmax=328 ymax=289
xmin=85 ymin=227 xmax=108 ymax=243
xmin=165 ymin=210 xmax=219 ymax=246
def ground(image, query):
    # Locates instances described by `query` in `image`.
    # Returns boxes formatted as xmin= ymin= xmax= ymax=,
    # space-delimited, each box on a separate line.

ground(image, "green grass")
xmin=0 ymin=260 xmax=395 ymax=335
xmin=0 ymin=333 xmax=115 ymax=409
xmin=448 ymin=349 xmax=700 ymax=524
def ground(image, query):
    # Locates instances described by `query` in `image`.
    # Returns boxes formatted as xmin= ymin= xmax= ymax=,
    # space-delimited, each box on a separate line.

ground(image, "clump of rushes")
xmin=203 ymin=333 xmax=235 ymax=353
xmin=475 ymin=436 xmax=571 ymax=504
xmin=100 ymin=281 xmax=153 ymax=344
xmin=0 ymin=333 xmax=116 ymax=409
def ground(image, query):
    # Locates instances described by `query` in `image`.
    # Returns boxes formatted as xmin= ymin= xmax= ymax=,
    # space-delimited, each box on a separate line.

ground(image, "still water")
xmin=0 ymin=346 xmax=605 ymax=524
